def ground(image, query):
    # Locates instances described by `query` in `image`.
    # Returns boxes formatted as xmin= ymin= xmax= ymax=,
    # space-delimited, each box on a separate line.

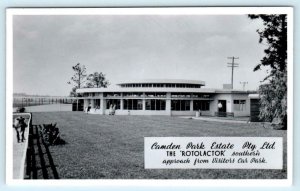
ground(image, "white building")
xmin=76 ymin=79 xmax=255 ymax=117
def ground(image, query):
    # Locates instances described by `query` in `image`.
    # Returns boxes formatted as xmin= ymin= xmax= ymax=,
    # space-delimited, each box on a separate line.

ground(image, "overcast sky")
xmin=13 ymin=14 xmax=267 ymax=96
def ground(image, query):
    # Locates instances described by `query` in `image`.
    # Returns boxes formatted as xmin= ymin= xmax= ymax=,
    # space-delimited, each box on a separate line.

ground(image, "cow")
xmin=13 ymin=116 xmax=27 ymax=143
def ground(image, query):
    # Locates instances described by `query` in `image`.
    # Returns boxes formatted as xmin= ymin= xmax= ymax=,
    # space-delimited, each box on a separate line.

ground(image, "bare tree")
xmin=67 ymin=63 xmax=87 ymax=96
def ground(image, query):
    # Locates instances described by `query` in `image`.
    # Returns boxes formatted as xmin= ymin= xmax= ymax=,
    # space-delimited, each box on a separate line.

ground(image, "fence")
xmin=13 ymin=97 xmax=74 ymax=108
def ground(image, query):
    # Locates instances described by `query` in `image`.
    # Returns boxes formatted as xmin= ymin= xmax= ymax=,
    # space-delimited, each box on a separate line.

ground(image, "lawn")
xmin=30 ymin=112 xmax=287 ymax=179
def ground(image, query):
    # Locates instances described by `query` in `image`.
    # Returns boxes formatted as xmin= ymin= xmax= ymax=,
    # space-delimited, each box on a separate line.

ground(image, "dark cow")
xmin=13 ymin=116 xmax=27 ymax=143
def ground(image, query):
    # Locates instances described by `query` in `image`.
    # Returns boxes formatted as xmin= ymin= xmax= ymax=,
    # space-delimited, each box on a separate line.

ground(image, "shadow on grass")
xmin=25 ymin=124 xmax=64 ymax=179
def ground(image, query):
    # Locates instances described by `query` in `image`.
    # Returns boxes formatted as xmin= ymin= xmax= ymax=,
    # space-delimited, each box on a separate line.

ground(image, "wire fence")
xmin=13 ymin=97 xmax=74 ymax=108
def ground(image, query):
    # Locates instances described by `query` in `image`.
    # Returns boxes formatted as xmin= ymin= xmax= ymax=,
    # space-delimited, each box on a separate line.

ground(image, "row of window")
xmin=90 ymin=99 xmax=246 ymax=111
xmin=104 ymin=99 xmax=210 ymax=111
xmin=171 ymin=93 xmax=211 ymax=98
xmin=120 ymin=83 xmax=202 ymax=88
xmin=145 ymin=92 xmax=167 ymax=98
xmin=146 ymin=100 xmax=166 ymax=110
xmin=124 ymin=99 xmax=143 ymax=110
xmin=86 ymin=92 xmax=211 ymax=98
xmin=106 ymin=99 xmax=121 ymax=109
xmin=171 ymin=100 xmax=191 ymax=111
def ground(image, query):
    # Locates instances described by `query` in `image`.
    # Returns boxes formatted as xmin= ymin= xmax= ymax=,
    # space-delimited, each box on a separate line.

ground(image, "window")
xmin=137 ymin=100 xmax=143 ymax=110
xmin=171 ymin=93 xmax=191 ymax=98
xmin=95 ymin=99 xmax=101 ymax=109
xmin=193 ymin=100 xmax=210 ymax=111
xmin=123 ymin=92 xmax=143 ymax=97
xmin=146 ymin=92 xmax=166 ymax=98
xmin=104 ymin=92 xmax=121 ymax=97
xmin=106 ymin=99 xmax=120 ymax=109
xmin=171 ymin=100 xmax=190 ymax=111
xmin=145 ymin=99 xmax=166 ymax=110
xmin=192 ymin=94 xmax=211 ymax=98
xmin=234 ymin=100 xmax=246 ymax=111
xmin=123 ymin=99 xmax=143 ymax=110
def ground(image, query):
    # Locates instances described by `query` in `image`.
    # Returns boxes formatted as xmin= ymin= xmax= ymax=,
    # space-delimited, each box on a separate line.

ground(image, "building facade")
xmin=76 ymin=79 xmax=255 ymax=117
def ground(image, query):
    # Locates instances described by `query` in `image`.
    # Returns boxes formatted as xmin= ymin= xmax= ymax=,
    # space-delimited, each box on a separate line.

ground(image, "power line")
xmin=227 ymin=57 xmax=239 ymax=89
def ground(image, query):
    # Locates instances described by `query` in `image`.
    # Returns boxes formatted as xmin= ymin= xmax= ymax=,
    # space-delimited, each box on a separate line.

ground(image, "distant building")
xmin=76 ymin=79 xmax=256 ymax=117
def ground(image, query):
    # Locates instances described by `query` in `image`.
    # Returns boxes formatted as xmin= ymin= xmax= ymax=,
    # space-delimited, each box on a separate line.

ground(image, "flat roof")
xmin=76 ymin=87 xmax=256 ymax=94
xmin=116 ymin=79 xmax=205 ymax=86
xmin=248 ymin=94 xmax=260 ymax=99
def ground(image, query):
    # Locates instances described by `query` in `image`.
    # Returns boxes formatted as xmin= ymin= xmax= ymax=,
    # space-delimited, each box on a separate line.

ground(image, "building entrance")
xmin=218 ymin=100 xmax=227 ymax=112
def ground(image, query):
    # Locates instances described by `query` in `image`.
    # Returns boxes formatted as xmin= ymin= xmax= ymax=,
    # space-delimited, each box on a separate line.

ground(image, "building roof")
xmin=77 ymin=87 xmax=215 ymax=93
xmin=248 ymin=94 xmax=260 ymax=99
xmin=76 ymin=79 xmax=256 ymax=94
xmin=76 ymin=87 xmax=256 ymax=94
xmin=116 ymin=79 xmax=205 ymax=86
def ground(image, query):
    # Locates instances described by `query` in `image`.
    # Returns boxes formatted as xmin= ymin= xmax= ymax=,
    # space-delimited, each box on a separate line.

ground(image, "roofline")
xmin=77 ymin=88 xmax=215 ymax=93
xmin=248 ymin=93 xmax=260 ymax=99
xmin=116 ymin=79 xmax=205 ymax=86
xmin=215 ymin=89 xmax=257 ymax=94
xmin=76 ymin=87 xmax=257 ymax=94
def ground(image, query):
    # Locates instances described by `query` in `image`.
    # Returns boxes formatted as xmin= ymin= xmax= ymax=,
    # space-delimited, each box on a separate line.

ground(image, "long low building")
xmin=76 ymin=79 xmax=256 ymax=117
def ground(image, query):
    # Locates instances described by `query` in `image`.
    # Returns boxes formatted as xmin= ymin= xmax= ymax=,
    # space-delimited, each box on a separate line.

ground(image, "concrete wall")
xmin=105 ymin=110 xmax=170 ymax=115
xmin=171 ymin=111 xmax=195 ymax=116
xmin=231 ymin=93 xmax=251 ymax=117
xmin=88 ymin=106 xmax=210 ymax=116
xmin=209 ymin=93 xmax=250 ymax=117
xmin=210 ymin=94 xmax=233 ymax=114
xmin=88 ymin=108 xmax=211 ymax=116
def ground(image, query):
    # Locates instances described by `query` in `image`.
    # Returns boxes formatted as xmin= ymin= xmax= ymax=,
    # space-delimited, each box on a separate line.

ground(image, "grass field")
xmin=30 ymin=112 xmax=287 ymax=179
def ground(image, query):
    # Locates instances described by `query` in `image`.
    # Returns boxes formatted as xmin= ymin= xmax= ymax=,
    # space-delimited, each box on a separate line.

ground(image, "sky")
xmin=13 ymin=14 xmax=268 ymax=96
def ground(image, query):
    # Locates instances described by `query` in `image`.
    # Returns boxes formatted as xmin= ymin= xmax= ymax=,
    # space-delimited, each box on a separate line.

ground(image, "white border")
xmin=6 ymin=7 xmax=293 ymax=187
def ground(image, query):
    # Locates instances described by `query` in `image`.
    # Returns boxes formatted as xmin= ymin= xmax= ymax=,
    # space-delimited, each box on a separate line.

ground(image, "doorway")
xmin=218 ymin=100 xmax=227 ymax=112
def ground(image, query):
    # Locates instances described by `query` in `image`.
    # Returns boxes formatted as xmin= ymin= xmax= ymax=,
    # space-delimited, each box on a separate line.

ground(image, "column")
xmin=100 ymin=98 xmax=105 ymax=115
xmin=166 ymin=92 xmax=171 ymax=116
xmin=142 ymin=93 xmax=146 ymax=110
xmin=99 ymin=93 xmax=105 ymax=115
xmin=120 ymin=99 xmax=124 ymax=110
xmin=91 ymin=99 xmax=95 ymax=108
xmin=190 ymin=100 xmax=193 ymax=111
xmin=142 ymin=99 xmax=146 ymax=110
xmin=84 ymin=99 xmax=89 ymax=110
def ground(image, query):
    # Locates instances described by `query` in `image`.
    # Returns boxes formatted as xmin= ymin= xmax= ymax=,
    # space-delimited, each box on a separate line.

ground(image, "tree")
xmin=67 ymin=63 xmax=87 ymax=96
xmin=86 ymin=72 xmax=109 ymax=88
xmin=248 ymin=14 xmax=287 ymax=129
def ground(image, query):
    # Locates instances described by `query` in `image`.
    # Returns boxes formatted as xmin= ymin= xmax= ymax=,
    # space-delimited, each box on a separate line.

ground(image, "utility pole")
xmin=240 ymin=81 xmax=248 ymax=91
xmin=227 ymin=57 xmax=239 ymax=89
